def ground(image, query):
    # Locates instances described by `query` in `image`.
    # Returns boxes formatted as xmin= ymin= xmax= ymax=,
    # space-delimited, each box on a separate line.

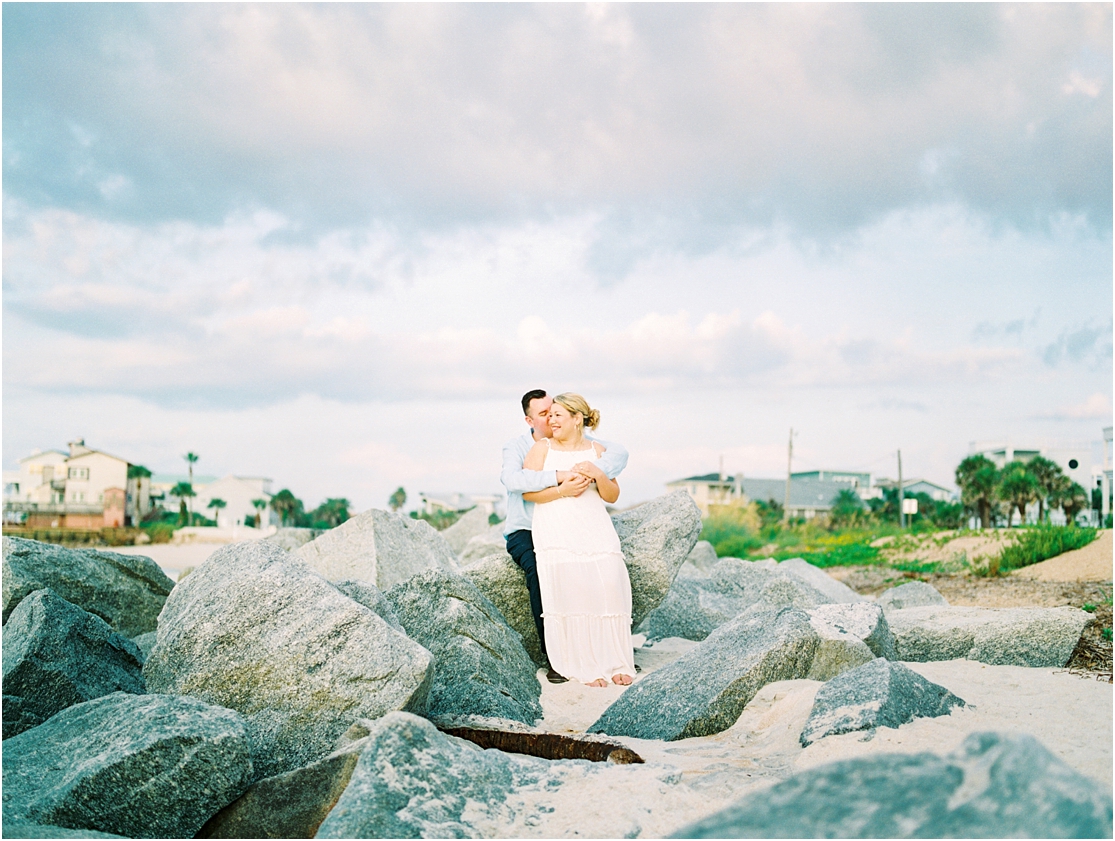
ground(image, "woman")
xmin=522 ymin=393 xmax=635 ymax=687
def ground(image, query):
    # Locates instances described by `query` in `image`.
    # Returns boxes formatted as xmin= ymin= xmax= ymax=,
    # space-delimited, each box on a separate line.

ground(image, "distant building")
xmin=420 ymin=491 xmax=504 ymax=518
xmin=664 ymin=472 xmax=857 ymax=519
xmin=3 ymin=439 xmax=152 ymax=528
xmin=969 ymin=439 xmax=1092 ymax=494
xmin=192 ymin=475 xmax=274 ymax=528
xmin=874 ymin=477 xmax=957 ymax=502
xmin=1103 ymin=427 xmax=1112 ymax=523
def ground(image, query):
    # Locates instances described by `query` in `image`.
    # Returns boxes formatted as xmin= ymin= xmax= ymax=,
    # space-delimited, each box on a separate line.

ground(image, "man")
xmin=501 ymin=388 xmax=628 ymax=683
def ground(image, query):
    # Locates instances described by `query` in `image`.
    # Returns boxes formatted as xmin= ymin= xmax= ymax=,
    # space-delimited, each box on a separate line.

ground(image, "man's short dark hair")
xmin=521 ymin=389 xmax=547 ymax=416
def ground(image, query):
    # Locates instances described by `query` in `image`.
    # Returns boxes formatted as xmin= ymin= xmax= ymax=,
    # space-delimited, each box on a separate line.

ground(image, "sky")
xmin=3 ymin=3 xmax=1112 ymax=512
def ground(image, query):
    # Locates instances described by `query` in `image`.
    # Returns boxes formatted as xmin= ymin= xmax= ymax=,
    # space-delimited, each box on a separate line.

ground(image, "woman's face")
xmin=548 ymin=403 xmax=581 ymax=440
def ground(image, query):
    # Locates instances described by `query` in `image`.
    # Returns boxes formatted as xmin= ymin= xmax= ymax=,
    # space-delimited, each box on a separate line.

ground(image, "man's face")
xmin=525 ymin=395 xmax=554 ymax=438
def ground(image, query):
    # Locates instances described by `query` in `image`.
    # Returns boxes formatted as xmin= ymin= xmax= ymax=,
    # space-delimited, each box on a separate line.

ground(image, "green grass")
xmin=997 ymin=526 xmax=1099 ymax=572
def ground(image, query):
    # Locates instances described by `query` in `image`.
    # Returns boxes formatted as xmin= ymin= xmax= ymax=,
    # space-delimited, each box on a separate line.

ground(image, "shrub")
xmin=144 ymin=522 xmax=176 ymax=544
xmin=998 ymin=525 xmax=1099 ymax=571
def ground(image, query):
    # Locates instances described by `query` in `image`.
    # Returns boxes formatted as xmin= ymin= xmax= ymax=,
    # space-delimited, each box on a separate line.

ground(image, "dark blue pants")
xmin=505 ymin=529 xmax=548 ymax=662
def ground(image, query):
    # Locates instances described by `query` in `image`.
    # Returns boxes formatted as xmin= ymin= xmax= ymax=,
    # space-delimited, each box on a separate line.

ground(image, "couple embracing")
xmin=500 ymin=389 xmax=636 ymax=688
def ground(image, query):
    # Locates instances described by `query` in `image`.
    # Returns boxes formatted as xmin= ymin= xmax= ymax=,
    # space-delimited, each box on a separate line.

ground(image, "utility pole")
xmin=783 ymin=428 xmax=793 ymax=523
xmin=897 ymin=449 xmax=904 ymax=529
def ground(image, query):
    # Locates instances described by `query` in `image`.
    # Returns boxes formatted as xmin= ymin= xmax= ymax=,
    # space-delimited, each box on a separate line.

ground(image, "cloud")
xmin=3 ymin=3 xmax=1111 ymax=249
xmin=1042 ymin=323 xmax=1114 ymax=367
xmin=1032 ymin=392 xmax=1112 ymax=421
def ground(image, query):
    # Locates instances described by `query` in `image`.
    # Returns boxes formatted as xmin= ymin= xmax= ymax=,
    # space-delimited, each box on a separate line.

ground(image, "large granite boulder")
xmin=636 ymin=577 xmax=742 ymax=642
xmin=143 ymin=541 xmax=433 ymax=778
xmin=887 ymin=605 xmax=1093 ymax=667
xmin=441 ymin=507 xmax=494 ymax=556
xmin=198 ymin=721 xmax=372 ymax=839
xmin=805 ymin=601 xmax=896 ymax=684
xmin=682 ymin=541 xmax=719 ymax=575
xmin=590 ymin=606 xmax=820 ymax=741
xmin=467 ymin=492 xmax=702 ymax=663
xmin=674 ymin=731 xmax=1112 ymax=838
xmin=776 ymin=558 xmax=866 ymax=604
xmin=2 ymin=692 xmax=253 ymax=839
xmin=315 ymin=712 xmax=699 ymax=839
xmin=2 ymin=537 xmax=173 ymax=637
xmin=2 ymin=590 xmax=145 ymax=739
xmin=332 ymin=579 xmax=404 ymax=632
xmin=611 ymin=491 xmax=703 ymax=622
xmin=1 ymin=824 xmax=125 ymax=838
xmin=385 ymin=570 xmax=542 ymax=725
xmin=459 ymin=524 xmax=510 ymax=567
xmin=463 ymin=551 xmax=546 ymax=664
xmin=295 ymin=509 xmax=459 ymax=588
xmin=261 ymin=527 xmax=325 ymax=552
xmin=129 ymin=631 xmax=157 ymax=660
xmin=799 ymin=659 xmax=966 ymax=746
xmin=877 ymin=580 xmax=948 ymax=612
xmin=637 ymin=558 xmax=843 ymax=644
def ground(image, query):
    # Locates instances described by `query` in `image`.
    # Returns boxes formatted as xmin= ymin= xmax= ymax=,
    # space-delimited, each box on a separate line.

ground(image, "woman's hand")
xmin=572 ymin=461 xmax=606 ymax=482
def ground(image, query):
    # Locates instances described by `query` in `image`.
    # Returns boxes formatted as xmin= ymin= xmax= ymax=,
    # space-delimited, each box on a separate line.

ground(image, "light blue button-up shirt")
xmin=500 ymin=431 xmax=629 ymax=536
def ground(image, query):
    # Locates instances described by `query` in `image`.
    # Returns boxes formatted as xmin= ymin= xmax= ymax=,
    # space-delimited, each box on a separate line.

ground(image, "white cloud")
xmin=1034 ymin=393 xmax=1112 ymax=421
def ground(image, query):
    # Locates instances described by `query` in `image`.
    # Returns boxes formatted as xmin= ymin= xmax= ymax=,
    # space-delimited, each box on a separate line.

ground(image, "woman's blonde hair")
xmin=553 ymin=393 xmax=600 ymax=430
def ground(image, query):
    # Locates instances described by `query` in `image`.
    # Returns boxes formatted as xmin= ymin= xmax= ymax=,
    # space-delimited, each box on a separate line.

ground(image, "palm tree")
xmin=252 ymin=498 xmax=268 ymax=529
xmin=270 ymin=489 xmax=300 ymax=527
xmin=183 ymin=452 xmax=199 ymax=521
xmin=207 ymin=497 xmax=227 ymax=526
xmin=388 ymin=487 xmax=407 ymax=512
xmin=955 ymin=455 xmax=999 ymax=529
xmin=997 ymin=461 xmax=1039 ymax=527
xmin=1026 ymin=456 xmax=1064 ymax=523
xmin=1050 ymin=478 xmax=1089 ymax=526
xmin=313 ymin=498 xmax=351 ymax=528
xmin=169 ymin=481 xmax=195 ymax=526
xmin=829 ymin=488 xmax=865 ymax=528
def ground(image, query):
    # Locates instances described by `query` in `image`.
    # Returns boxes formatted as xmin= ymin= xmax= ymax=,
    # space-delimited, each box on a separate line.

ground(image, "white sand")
xmin=530 ymin=638 xmax=1113 ymax=835
xmin=110 ymin=542 xmax=226 ymax=580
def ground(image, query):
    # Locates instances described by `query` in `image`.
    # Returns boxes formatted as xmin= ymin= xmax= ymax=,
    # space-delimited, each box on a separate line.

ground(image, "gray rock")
xmin=295 ymin=509 xmax=459 ymax=589
xmin=887 ymin=605 xmax=1093 ymax=667
xmin=2 ymin=537 xmax=173 ymax=637
xmin=441 ymin=507 xmax=494 ymax=556
xmin=315 ymin=712 xmax=693 ymax=839
xmin=2 ymin=824 xmax=126 ymax=838
xmin=877 ymin=580 xmax=948 ymax=612
xmin=673 ymin=731 xmax=1112 ymax=838
xmin=142 ymin=540 xmax=433 ymax=779
xmin=684 ymin=540 xmax=719 ymax=573
xmin=262 ymin=527 xmax=325 ymax=552
xmin=805 ymin=628 xmax=875 ymax=681
xmin=611 ymin=491 xmax=704 ymax=624
xmin=2 ymin=692 xmax=253 ymax=839
xmin=590 ymin=606 xmax=820 ymax=741
xmin=467 ymin=492 xmax=702 ymax=664
xmin=459 ymin=524 xmax=511 ymax=567
xmin=808 ymin=602 xmax=896 ymax=659
xmin=636 ymin=578 xmax=744 ymax=642
xmin=800 ymin=658 xmax=966 ymax=746
xmin=463 ymin=551 xmax=546 ymax=664
xmin=2 ymin=590 xmax=145 ymax=739
xmin=638 ymin=559 xmax=844 ymax=644
xmin=332 ymin=579 xmax=404 ymax=632
xmin=776 ymin=558 xmax=867 ymax=603
xmin=198 ymin=724 xmax=371 ymax=839
xmin=129 ymin=631 xmax=157 ymax=660
xmin=385 ymin=570 xmax=542 ymax=725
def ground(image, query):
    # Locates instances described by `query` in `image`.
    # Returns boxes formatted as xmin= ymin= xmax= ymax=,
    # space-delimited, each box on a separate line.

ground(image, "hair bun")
xmin=585 ymin=409 xmax=601 ymax=429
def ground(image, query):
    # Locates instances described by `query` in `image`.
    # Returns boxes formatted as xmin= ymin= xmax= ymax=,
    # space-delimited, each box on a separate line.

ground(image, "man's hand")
xmin=555 ymin=470 xmax=574 ymax=484
xmin=558 ymin=473 xmax=591 ymax=498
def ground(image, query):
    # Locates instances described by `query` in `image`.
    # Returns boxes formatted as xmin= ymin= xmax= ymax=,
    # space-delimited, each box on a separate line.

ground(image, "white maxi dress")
xmin=532 ymin=440 xmax=636 ymax=683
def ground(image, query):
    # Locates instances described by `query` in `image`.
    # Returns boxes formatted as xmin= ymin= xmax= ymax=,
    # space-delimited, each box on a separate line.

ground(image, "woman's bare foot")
xmin=611 ymin=674 xmax=633 ymax=686
xmin=587 ymin=678 xmax=609 ymax=688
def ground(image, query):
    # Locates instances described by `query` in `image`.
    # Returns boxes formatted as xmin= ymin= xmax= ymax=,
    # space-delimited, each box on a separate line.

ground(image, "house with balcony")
xmin=3 ymin=439 xmax=152 ymax=528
